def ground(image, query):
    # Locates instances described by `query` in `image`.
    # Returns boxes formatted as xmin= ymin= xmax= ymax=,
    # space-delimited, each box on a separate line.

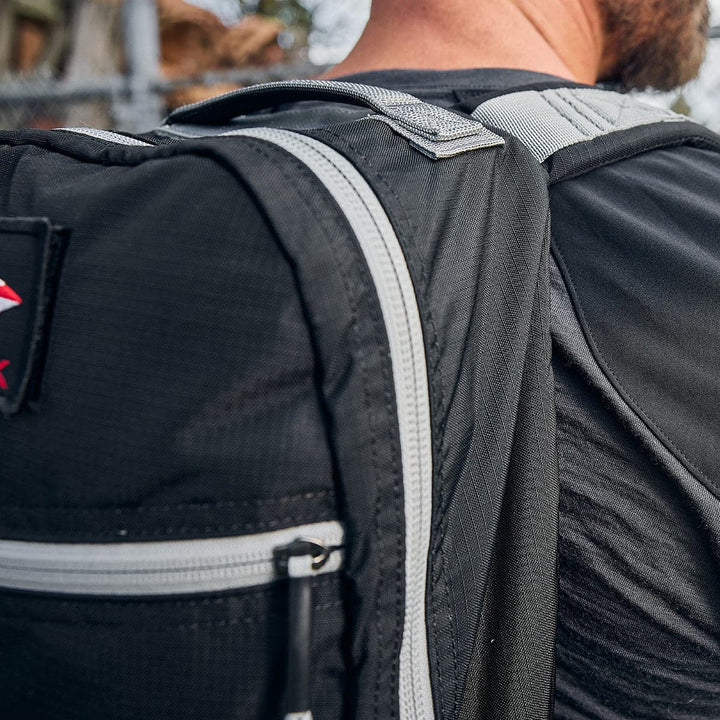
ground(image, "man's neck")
xmin=323 ymin=0 xmax=608 ymax=84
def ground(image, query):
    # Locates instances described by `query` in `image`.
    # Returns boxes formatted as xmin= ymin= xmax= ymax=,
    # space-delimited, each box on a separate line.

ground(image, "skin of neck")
xmin=323 ymin=0 xmax=613 ymax=83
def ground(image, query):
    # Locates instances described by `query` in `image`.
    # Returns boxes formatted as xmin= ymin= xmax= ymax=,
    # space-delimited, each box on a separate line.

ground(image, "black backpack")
xmin=1 ymin=79 xmax=715 ymax=720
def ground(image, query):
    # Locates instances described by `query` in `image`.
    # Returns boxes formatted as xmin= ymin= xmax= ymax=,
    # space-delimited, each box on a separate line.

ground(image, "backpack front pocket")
xmin=0 ymin=521 xmax=345 ymax=720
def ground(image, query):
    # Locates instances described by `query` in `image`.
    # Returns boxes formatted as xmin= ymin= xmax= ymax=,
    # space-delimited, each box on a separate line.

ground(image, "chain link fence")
xmin=0 ymin=0 xmax=322 ymax=132
xmin=1 ymin=0 xmax=719 ymax=133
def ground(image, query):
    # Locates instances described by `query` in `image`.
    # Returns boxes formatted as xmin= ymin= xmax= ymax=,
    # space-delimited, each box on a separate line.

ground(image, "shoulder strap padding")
xmin=471 ymin=87 xmax=686 ymax=162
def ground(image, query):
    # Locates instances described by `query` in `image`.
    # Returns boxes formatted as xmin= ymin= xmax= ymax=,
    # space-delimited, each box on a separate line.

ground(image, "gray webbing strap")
xmin=167 ymin=79 xmax=505 ymax=159
xmin=471 ymin=87 xmax=686 ymax=162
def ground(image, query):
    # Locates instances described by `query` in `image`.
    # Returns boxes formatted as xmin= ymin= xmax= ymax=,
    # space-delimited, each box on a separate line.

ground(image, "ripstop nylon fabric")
xmin=1 ymin=79 xmax=560 ymax=720
xmin=304 ymin=119 xmax=558 ymax=719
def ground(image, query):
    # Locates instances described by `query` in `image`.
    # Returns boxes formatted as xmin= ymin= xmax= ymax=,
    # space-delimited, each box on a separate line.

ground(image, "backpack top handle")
xmin=164 ymin=79 xmax=505 ymax=159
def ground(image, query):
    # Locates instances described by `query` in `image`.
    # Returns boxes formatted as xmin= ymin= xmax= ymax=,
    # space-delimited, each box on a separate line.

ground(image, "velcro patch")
xmin=0 ymin=217 xmax=67 ymax=416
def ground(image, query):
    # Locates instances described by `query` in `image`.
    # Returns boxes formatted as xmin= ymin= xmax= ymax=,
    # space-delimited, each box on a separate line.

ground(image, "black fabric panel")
xmin=0 ymin=574 xmax=345 ymax=720
xmin=209 ymin=136 xmax=405 ymax=720
xmin=552 ymin=349 xmax=720 ymax=720
xmin=0 ymin=136 xmax=348 ymax=720
xmin=545 ymin=122 xmax=720 ymax=185
xmin=550 ymin=145 xmax=720 ymax=496
xmin=0 ymin=143 xmax=337 ymax=542
xmin=309 ymin=123 xmax=558 ymax=720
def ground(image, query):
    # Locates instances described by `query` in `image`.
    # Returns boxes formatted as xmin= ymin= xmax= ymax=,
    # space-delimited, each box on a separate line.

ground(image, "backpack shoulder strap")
xmin=470 ymin=86 xmax=720 ymax=182
xmin=472 ymin=84 xmax=720 ymax=494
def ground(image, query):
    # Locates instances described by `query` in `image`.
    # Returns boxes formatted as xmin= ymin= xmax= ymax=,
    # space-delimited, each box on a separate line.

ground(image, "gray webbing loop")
xmin=167 ymin=79 xmax=504 ymax=159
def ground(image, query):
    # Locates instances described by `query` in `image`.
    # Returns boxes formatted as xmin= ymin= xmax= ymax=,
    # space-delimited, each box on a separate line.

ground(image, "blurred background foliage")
xmin=0 ymin=0 xmax=717 ymax=131
xmin=246 ymin=0 xmax=311 ymax=29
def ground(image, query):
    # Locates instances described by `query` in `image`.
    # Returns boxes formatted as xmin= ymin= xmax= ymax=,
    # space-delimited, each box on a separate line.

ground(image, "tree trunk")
xmin=0 ymin=3 xmax=18 ymax=76
xmin=63 ymin=0 xmax=121 ymax=127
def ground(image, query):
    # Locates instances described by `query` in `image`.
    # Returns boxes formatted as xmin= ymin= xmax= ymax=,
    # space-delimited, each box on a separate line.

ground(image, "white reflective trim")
xmin=58 ymin=128 xmax=152 ymax=146
xmin=222 ymin=127 xmax=435 ymax=720
xmin=0 ymin=520 xmax=343 ymax=596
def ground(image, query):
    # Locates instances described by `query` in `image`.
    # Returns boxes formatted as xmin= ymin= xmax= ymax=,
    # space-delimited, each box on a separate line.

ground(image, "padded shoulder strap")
xmin=470 ymin=87 xmax=720 ymax=182
xmin=471 ymin=87 xmax=682 ymax=161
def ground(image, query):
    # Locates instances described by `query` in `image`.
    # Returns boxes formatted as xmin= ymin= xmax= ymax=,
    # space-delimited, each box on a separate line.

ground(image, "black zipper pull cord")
xmin=274 ymin=538 xmax=332 ymax=720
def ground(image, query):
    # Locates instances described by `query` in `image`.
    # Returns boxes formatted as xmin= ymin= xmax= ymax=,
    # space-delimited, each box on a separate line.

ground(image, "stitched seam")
xmin=0 ymin=516 xmax=339 ymax=541
xmin=326 ymin=151 xmax=401 ymax=720
xmin=249 ymin=136 xmax=401 ymax=720
xmin=430 ymin=348 xmax=457 ymax=719
xmin=0 ymin=228 xmax=44 ymax=236
xmin=548 ymin=132 xmax=720 ymax=185
xmin=541 ymin=93 xmax=593 ymax=138
xmin=245 ymin=137 xmax=398 ymax=719
xmin=0 ymin=601 xmax=345 ymax=632
xmin=318 ymin=127 xmax=436 ymax=720
xmin=559 ymin=92 xmax=609 ymax=131
xmin=571 ymin=91 xmax=616 ymax=125
xmin=288 ymin=134 xmax=400 ymax=720
xmin=319 ymin=126 xmax=460 ymax=719
xmin=0 ymin=574 xmax=341 ymax=611
xmin=0 ymin=491 xmax=334 ymax=513
xmin=106 ymin=514 xmax=337 ymax=536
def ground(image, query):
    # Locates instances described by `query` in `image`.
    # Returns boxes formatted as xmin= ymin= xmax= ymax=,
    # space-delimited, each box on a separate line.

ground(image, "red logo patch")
xmin=0 ymin=360 xmax=9 ymax=390
xmin=0 ymin=279 xmax=22 ymax=314
xmin=0 ymin=281 xmax=20 ymax=391
xmin=1 ymin=217 xmax=67 ymax=415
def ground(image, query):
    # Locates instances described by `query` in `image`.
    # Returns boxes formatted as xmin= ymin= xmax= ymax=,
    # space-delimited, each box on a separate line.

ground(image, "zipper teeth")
xmin=0 ymin=521 xmax=343 ymax=596
xmin=223 ymin=128 xmax=435 ymax=720
xmin=57 ymin=128 xmax=152 ymax=146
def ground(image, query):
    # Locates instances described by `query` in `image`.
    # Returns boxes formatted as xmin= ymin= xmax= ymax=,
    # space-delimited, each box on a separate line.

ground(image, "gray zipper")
xmin=221 ymin=128 xmax=435 ymax=720
xmin=0 ymin=520 xmax=343 ymax=595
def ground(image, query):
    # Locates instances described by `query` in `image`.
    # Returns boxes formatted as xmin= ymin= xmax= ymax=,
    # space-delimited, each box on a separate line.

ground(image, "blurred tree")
xmin=241 ymin=0 xmax=311 ymax=31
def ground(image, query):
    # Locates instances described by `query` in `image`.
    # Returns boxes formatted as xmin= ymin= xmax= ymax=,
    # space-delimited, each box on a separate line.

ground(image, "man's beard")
xmin=598 ymin=0 xmax=710 ymax=90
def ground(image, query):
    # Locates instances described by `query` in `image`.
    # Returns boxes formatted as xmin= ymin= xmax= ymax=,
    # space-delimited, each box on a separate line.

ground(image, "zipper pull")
xmin=274 ymin=538 xmax=332 ymax=720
